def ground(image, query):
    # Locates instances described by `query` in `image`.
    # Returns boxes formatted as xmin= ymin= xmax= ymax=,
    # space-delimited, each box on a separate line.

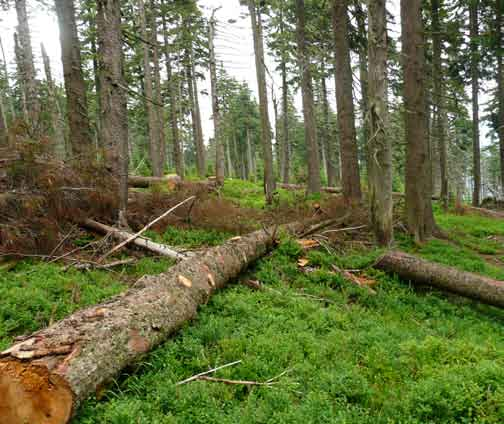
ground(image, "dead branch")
xmin=99 ymin=196 xmax=196 ymax=262
xmin=176 ymin=360 xmax=242 ymax=386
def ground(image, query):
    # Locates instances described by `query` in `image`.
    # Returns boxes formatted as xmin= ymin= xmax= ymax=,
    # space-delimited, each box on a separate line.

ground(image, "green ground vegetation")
xmin=0 ymin=180 xmax=503 ymax=423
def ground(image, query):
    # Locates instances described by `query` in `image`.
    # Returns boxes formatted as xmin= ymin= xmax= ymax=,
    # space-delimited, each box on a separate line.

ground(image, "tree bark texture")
xmin=15 ymin=0 xmax=40 ymax=129
xmin=151 ymin=4 xmax=167 ymax=178
xmin=54 ymin=0 xmax=93 ymax=158
xmin=138 ymin=0 xmax=162 ymax=177
xmin=96 ymin=0 xmax=129 ymax=224
xmin=367 ymin=0 xmax=393 ymax=246
xmin=281 ymin=59 xmax=290 ymax=184
xmin=470 ymin=0 xmax=481 ymax=206
xmin=431 ymin=0 xmax=448 ymax=209
xmin=321 ymin=72 xmax=339 ymax=187
xmin=161 ymin=7 xmax=180 ymax=176
xmin=0 ymin=222 xmax=302 ymax=424
xmin=186 ymin=50 xmax=206 ymax=178
xmin=249 ymin=1 xmax=276 ymax=204
xmin=376 ymin=251 xmax=504 ymax=308
xmin=13 ymin=33 xmax=28 ymax=123
xmin=402 ymin=0 xmax=436 ymax=242
xmin=355 ymin=1 xmax=370 ymax=180
xmin=209 ymin=11 xmax=225 ymax=185
xmin=296 ymin=0 xmax=321 ymax=194
xmin=496 ymin=1 xmax=504 ymax=195
xmin=331 ymin=0 xmax=362 ymax=203
xmin=41 ymin=43 xmax=66 ymax=159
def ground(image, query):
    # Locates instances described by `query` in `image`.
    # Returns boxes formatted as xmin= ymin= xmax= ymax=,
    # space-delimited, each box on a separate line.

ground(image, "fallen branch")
xmin=332 ymin=264 xmax=376 ymax=294
xmin=65 ymin=258 xmax=137 ymax=272
xmin=176 ymin=360 xmax=242 ymax=386
xmin=196 ymin=376 xmax=277 ymax=386
xmin=375 ymin=251 xmax=504 ymax=308
xmin=191 ymin=368 xmax=291 ymax=387
xmin=99 ymin=196 xmax=196 ymax=262
xmin=299 ymin=213 xmax=350 ymax=238
xmin=321 ymin=224 xmax=367 ymax=235
xmin=0 ymin=220 xmax=303 ymax=423
xmin=83 ymin=219 xmax=186 ymax=261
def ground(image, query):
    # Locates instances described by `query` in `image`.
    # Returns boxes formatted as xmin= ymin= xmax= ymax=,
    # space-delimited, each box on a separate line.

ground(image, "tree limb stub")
xmin=0 ymin=221 xmax=302 ymax=424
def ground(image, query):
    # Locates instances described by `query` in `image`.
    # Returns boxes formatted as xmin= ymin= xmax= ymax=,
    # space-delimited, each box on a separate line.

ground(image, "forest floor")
xmin=1 ymin=180 xmax=503 ymax=423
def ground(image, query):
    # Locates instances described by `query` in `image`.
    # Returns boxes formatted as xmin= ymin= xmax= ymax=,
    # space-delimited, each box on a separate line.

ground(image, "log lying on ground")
xmin=465 ymin=206 xmax=504 ymax=219
xmin=128 ymin=175 xmax=181 ymax=189
xmin=0 ymin=221 xmax=302 ymax=424
xmin=82 ymin=218 xmax=186 ymax=261
xmin=277 ymin=184 xmax=440 ymax=200
xmin=376 ymin=251 xmax=504 ymax=308
xmin=278 ymin=183 xmax=342 ymax=194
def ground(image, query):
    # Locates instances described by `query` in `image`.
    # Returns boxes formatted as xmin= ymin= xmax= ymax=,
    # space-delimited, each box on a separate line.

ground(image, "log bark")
xmin=278 ymin=183 xmax=342 ymax=194
xmin=82 ymin=219 xmax=186 ymax=260
xmin=128 ymin=175 xmax=182 ymax=189
xmin=376 ymin=251 xmax=504 ymax=308
xmin=0 ymin=222 xmax=301 ymax=423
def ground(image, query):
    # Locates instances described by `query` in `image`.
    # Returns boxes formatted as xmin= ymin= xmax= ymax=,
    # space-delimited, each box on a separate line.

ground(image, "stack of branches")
xmin=0 ymin=143 xmax=118 ymax=256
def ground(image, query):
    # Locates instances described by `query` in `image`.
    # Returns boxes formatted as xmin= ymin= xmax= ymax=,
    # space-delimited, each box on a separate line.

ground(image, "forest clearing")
xmin=0 ymin=0 xmax=504 ymax=423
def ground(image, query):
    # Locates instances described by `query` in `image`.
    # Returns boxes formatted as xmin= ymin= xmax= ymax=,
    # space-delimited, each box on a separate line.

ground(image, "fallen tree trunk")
xmin=464 ymin=206 xmax=504 ymax=219
xmin=82 ymin=219 xmax=186 ymax=261
xmin=376 ymin=251 xmax=504 ymax=308
xmin=0 ymin=221 xmax=301 ymax=424
xmin=128 ymin=175 xmax=181 ymax=189
xmin=278 ymin=183 xmax=342 ymax=194
xmin=277 ymin=184 xmax=439 ymax=200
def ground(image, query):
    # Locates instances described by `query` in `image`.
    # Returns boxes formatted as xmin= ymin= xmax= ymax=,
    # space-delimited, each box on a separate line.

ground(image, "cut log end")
xmin=0 ymin=360 xmax=73 ymax=424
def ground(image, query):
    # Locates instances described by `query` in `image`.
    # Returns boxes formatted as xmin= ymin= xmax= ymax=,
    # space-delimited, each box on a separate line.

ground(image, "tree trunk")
xmin=496 ymin=1 xmax=504 ymax=196
xmin=355 ymin=1 xmax=370 ymax=181
xmin=96 ymin=0 xmax=129 ymax=225
xmin=296 ymin=0 xmax=321 ymax=194
xmin=431 ymin=0 xmax=448 ymax=209
xmin=0 ymin=100 xmax=6 ymax=145
xmin=15 ymin=0 xmax=40 ymax=130
xmin=186 ymin=50 xmax=206 ymax=178
xmin=246 ymin=128 xmax=255 ymax=181
xmin=54 ymin=0 xmax=93 ymax=158
xmin=87 ymin=4 xmax=102 ymax=149
xmin=470 ymin=0 xmax=481 ymax=206
xmin=0 ymin=222 xmax=301 ymax=424
xmin=367 ymin=0 xmax=393 ymax=246
xmin=41 ymin=43 xmax=66 ymax=159
xmin=151 ymin=3 xmax=167 ymax=178
xmin=376 ymin=251 xmax=504 ymax=308
xmin=161 ymin=7 xmax=179 ymax=176
xmin=0 ymin=36 xmax=15 ymax=128
xmin=249 ymin=0 xmax=276 ymax=204
xmin=138 ymin=0 xmax=161 ymax=178
xmin=321 ymin=71 xmax=338 ymax=187
xmin=331 ymin=0 xmax=362 ymax=203
xmin=402 ymin=0 xmax=436 ymax=242
xmin=209 ymin=11 xmax=225 ymax=184
xmin=281 ymin=59 xmax=290 ymax=184
xmin=13 ymin=33 xmax=28 ymax=122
